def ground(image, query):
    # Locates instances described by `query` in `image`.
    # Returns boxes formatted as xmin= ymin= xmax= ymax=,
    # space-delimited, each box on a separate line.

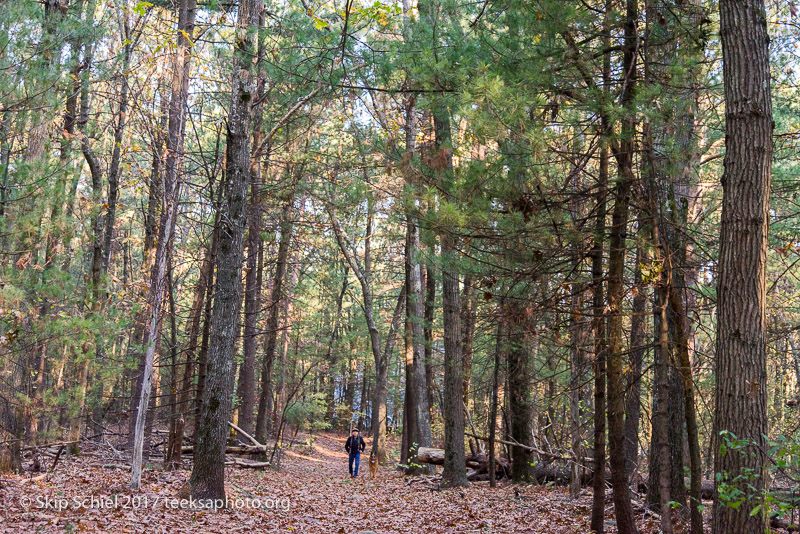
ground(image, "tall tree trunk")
xmin=276 ymin=247 xmax=300 ymax=420
xmin=505 ymin=301 xmax=534 ymax=482
xmin=589 ymin=147 xmax=609 ymax=534
xmin=130 ymin=0 xmax=197 ymax=489
xmin=624 ymin=233 xmax=647 ymax=480
xmin=713 ymin=0 xmax=772 ymax=531
xmin=255 ymin=190 xmax=297 ymax=443
xmin=323 ymin=263 xmax=349 ymax=424
xmin=165 ymin=234 xmax=215 ymax=470
xmin=66 ymin=0 xmax=97 ymax=452
xmin=194 ymin=218 xmax=219 ymax=440
xmin=235 ymin=11 xmax=267 ymax=436
xmin=189 ymin=0 xmax=261 ymax=500
xmin=668 ymin=282 xmax=704 ymax=534
xmin=126 ymin=10 xmax=173 ymax=455
xmin=372 ymin=284 xmax=406 ymax=460
xmin=428 ymin=92 xmax=467 ymax=487
xmin=127 ymin=86 xmax=167 ymax=450
xmin=461 ymin=275 xmax=476 ymax=407
xmin=424 ymin=258 xmax=436 ymax=414
xmin=406 ymin=219 xmax=434 ymax=474
xmin=604 ymin=0 xmax=639 ymax=529
xmin=569 ymin=284 xmax=588 ymax=498
xmin=328 ymin=193 xmax=403 ymax=465
xmin=606 ymin=183 xmax=638 ymax=534
xmin=651 ymin=271 xmax=674 ymax=532
xmin=488 ymin=319 xmax=503 ymax=488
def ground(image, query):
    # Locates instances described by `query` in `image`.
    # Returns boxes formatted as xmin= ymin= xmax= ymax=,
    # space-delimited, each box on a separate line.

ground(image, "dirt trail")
xmin=0 ymin=432 xmax=662 ymax=533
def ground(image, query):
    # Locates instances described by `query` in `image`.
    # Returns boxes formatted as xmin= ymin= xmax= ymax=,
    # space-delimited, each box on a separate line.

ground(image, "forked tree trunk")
xmin=328 ymin=193 xmax=403 ymax=465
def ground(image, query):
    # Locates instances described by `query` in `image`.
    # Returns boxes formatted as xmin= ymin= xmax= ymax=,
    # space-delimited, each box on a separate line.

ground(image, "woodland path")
xmin=0 ymin=433 xmax=672 ymax=533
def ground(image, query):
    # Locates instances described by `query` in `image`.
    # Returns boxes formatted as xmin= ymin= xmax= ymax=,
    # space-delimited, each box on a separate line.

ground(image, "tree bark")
xmin=712 ymin=0 xmax=772 ymax=531
xmin=461 ymin=275 xmax=476 ymax=407
xmin=235 ymin=11 xmax=268 ymax=436
xmin=489 ymin=319 xmax=503 ymax=488
xmin=505 ymin=300 xmax=535 ymax=483
xmin=590 ymin=147 xmax=609 ymax=534
xmin=604 ymin=0 xmax=639 ymax=529
xmin=426 ymin=88 xmax=467 ymax=487
xmin=189 ymin=0 xmax=260 ymax=500
xmin=651 ymin=274 xmax=674 ymax=533
xmin=404 ymin=217 xmax=434 ymax=474
xmin=624 ymin=234 xmax=646 ymax=480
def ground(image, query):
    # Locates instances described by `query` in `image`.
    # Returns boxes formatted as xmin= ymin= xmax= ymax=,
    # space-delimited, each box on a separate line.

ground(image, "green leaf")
xmin=132 ymin=1 xmax=153 ymax=16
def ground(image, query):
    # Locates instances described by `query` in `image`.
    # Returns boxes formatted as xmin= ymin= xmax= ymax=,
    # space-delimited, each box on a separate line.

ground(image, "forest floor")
xmin=0 ymin=431 xmax=714 ymax=533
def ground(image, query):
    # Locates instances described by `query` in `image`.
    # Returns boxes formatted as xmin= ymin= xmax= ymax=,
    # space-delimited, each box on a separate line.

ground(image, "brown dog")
xmin=369 ymin=451 xmax=378 ymax=479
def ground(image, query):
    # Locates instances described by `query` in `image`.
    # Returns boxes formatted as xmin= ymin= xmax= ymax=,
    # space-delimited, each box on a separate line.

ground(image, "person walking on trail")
xmin=345 ymin=428 xmax=366 ymax=478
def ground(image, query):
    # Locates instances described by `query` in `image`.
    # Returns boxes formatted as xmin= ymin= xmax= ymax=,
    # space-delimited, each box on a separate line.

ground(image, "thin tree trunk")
xmin=603 ymin=0 xmax=639 ymax=529
xmin=127 ymin=88 xmax=167 ymax=449
xmin=328 ymin=186 xmax=404 ymax=465
xmin=130 ymin=0 xmax=196 ymax=490
xmin=424 ymin=259 xmax=436 ymax=414
xmin=569 ymin=285 xmax=588 ymax=498
xmin=255 ymin=190 xmax=297 ymax=443
xmin=652 ymin=275 xmax=674 ymax=532
xmin=323 ymin=263 xmax=349 ymax=423
xmin=489 ymin=319 xmax=503 ymax=488
xmin=371 ymin=284 xmax=406 ymax=460
xmin=194 ymin=222 xmax=218 ymax=438
xmin=668 ymin=283 xmax=704 ymax=534
xmin=589 ymin=147 xmax=609 ymax=534
xmin=461 ymin=275 xmax=476 ymax=407
xmin=165 ymin=238 xmax=214 ymax=469
xmin=624 ymin=234 xmax=646 ymax=479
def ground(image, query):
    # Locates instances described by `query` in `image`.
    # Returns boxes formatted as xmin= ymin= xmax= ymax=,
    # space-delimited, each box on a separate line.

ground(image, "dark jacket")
xmin=345 ymin=435 xmax=365 ymax=454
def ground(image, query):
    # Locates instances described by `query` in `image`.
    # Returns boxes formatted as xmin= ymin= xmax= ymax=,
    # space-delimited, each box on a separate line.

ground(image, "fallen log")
xmin=417 ymin=447 xmax=444 ymax=465
xmin=224 ymin=458 xmax=270 ymax=469
xmin=466 ymin=432 xmax=594 ymax=464
xmin=101 ymin=464 xmax=130 ymax=470
xmin=181 ymin=444 xmax=267 ymax=455
xmin=417 ymin=447 xmax=485 ymax=468
xmin=21 ymin=440 xmax=79 ymax=452
xmin=228 ymin=422 xmax=264 ymax=448
xmin=417 ymin=447 xmax=509 ymax=480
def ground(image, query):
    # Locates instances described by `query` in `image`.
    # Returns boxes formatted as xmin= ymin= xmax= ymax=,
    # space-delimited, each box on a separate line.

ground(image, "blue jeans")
xmin=349 ymin=453 xmax=360 ymax=477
